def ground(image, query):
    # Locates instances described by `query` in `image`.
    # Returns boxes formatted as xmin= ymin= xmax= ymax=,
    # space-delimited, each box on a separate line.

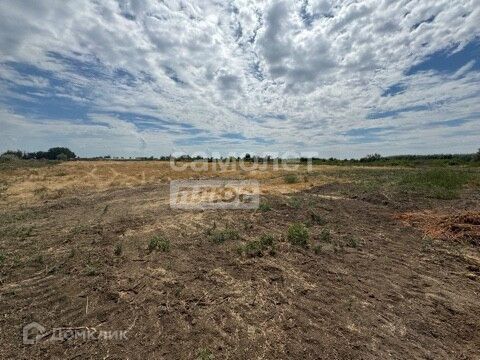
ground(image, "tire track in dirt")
xmin=1 ymin=272 xmax=87 ymax=326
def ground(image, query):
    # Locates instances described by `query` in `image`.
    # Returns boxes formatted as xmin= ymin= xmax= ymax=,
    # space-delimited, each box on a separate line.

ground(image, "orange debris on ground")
xmin=395 ymin=211 xmax=480 ymax=245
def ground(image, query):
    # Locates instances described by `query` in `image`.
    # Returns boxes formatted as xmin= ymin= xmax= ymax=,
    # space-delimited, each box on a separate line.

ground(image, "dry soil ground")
xmin=0 ymin=161 xmax=479 ymax=359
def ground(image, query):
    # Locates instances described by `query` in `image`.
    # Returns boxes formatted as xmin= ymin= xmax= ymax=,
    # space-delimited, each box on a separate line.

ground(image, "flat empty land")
xmin=1 ymin=161 xmax=479 ymax=359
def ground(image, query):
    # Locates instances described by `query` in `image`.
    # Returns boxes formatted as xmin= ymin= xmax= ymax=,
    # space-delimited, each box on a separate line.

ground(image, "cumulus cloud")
xmin=0 ymin=0 xmax=479 ymax=157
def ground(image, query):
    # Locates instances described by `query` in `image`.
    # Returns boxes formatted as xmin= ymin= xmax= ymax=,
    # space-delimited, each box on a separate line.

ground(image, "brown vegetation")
xmin=1 ymin=161 xmax=479 ymax=359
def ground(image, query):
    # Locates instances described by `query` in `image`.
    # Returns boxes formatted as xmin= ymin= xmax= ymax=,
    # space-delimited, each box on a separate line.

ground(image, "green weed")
xmin=319 ymin=228 xmax=331 ymax=243
xmin=288 ymin=197 xmax=302 ymax=209
xmin=345 ymin=235 xmax=359 ymax=248
xmin=284 ymin=173 xmax=299 ymax=184
xmin=259 ymin=203 xmax=271 ymax=212
xmin=210 ymin=228 xmax=239 ymax=244
xmin=309 ymin=212 xmax=326 ymax=225
xmin=287 ymin=223 xmax=309 ymax=247
xmin=85 ymin=264 xmax=98 ymax=276
xmin=239 ymin=234 xmax=275 ymax=257
xmin=148 ymin=235 xmax=170 ymax=252
xmin=197 ymin=348 xmax=214 ymax=360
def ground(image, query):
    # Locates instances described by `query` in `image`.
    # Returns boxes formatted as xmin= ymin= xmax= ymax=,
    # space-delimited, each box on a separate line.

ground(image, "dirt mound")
xmin=395 ymin=211 xmax=480 ymax=245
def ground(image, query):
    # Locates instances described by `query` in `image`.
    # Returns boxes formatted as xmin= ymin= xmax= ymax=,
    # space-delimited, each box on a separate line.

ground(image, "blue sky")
xmin=0 ymin=0 xmax=479 ymax=158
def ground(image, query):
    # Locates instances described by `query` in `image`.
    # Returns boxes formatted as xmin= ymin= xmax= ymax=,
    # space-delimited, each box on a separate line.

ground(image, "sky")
xmin=0 ymin=0 xmax=479 ymax=158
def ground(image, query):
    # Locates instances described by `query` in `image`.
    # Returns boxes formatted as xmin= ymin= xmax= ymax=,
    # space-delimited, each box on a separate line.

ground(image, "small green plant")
xmin=148 ymin=235 xmax=170 ymax=252
xmin=210 ymin=228 xmax=239 ymax=244
xmin=345 ymin=235 xmax=359 ymax=248
xmin=313 ymin=244 xmax=323 ymax=254
xmin=259 ymin=234 xmax=274 ymax=247
xmin=239 ymin=234 xmax=276 ymax=257
xmin=309 ymin=212 xmax=325 ymax=225
xmin=243 ymin=220 xmax=253 ymax=230
xmin=197 ymin=348 xmax=214 ymax=360
xmin=284 ymin=173 xmax=299 ymax=184
xmin=114 ymin=243 xmax=123 ymax=256
xmin=287 ymin=223 xmax=309 ymax=247
xmin=68 ymin=248 xmax=76 ymax=258
xmin=241 ymin=241 xmax=263 ymax=257
xmin=0 ymin=252 xmax=5 ymax=265
xmin=259 ymin=203 xmax=271 ymax=212
xmin=319 ymin=228 xmax=331 ymax=243
xmin=85 ymin=264 xmax=98 ymax=276
xmin=288 ymin=197 xmax=302 ymax=209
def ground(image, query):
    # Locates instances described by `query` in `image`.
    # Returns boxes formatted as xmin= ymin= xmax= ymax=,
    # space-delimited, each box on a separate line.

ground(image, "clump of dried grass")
xmin=395 ymin=211 xmax=480 ymax=245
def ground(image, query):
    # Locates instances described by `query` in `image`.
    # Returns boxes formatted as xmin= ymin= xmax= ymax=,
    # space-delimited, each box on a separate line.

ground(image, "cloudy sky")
xmin=0 ymin=0 xmax=479 ymax=158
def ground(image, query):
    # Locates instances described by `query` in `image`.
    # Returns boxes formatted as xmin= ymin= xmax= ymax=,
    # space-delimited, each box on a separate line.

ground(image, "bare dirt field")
xmin=1 ymin=161 xmax=480 ymax=359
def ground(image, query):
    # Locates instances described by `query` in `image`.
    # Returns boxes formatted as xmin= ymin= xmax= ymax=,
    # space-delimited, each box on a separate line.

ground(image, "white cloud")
xmin=0 ymin=0 xmax=479 ymax=157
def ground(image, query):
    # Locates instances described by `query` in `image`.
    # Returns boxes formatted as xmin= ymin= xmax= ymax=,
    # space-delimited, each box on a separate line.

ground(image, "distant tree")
xmin=360 ymin=153 xmax=382 ymax=162
xmin=0 ymin=150 xmax=23 ymax=162
xmin=244 ymin=153 xmax=251 ymax=161
xmin=46 ymin=147 xmax=76 ymax=160
xmin=475 ymin=148 xmax=480 ymax=162
xmin=56 ymin=153 xmax=68 ymax=161
xmin=1 ymin=150 xmax=23 ymax=159
xmin=34 ymin=151 xmax=47 ymax=159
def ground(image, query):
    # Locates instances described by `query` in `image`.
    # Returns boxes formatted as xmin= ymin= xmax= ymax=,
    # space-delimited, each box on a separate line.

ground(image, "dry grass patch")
xmin=396 ymin=211 xmax=480 ymax=245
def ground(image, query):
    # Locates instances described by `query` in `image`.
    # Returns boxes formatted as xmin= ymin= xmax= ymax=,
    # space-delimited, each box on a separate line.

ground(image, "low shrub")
xmin=345 ymin=235 xmax=359 ymax=248
xmin=309 ymin=212 xmax=326 ymax=225
xmin=85 ymin=264 xmax=98 ymax=276
xmin=210 ymin=228 xmax=239 ymax=243
xmin=239 ymin=234 xmax=276 ymax=257
xmin=319 ymin=228 xmax=331 ymax=243
xmin=259 ymin=203 xmax=271 ymax=212
xmin=287 ymin=223 xmax=309 ymax=247
xmin=197 ymin=348 xmax=214 ymax=360
xmin=288 ymin=197 xmax=302 ymax=209
xmin=148 ymin=235 xmax=170 ymax=252
xmin=284 ymin=173 xmax=299 ymax=184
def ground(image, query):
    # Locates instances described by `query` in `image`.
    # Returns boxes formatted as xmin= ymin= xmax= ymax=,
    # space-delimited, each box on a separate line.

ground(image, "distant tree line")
xmin=303 ymin=150 xmax=480 ymax=166
xmin=2 ymin=148 xmax=479 ymax=165
xmin=0 ymin=147 xmax=77 ymax=161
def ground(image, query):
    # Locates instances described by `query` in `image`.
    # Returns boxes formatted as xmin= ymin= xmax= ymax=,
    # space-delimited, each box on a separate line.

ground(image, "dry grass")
xmin=0 ymin=161 xmax=337 ymax=204
xmin=395 ymin=211 xmax=480 ymax=245
xmin=1 ymin=161 xmax=478 ymax=207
